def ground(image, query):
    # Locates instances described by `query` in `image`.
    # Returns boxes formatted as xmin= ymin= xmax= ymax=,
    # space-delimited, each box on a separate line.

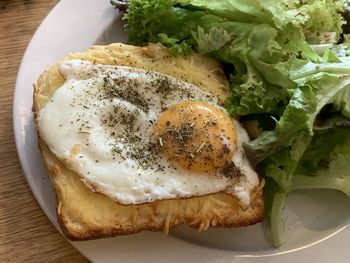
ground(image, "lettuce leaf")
xmin=264 ymin=132 xmax=312 ymax=192
xmin=264 ymin=129 xmax=350 ymax=245
xmin=263 ymin=132 xmax=312 ymax=246
xmin=246 ymin=60 xmax=350 ymax=162
xmin=245 ymin=85 xmax=316 ymax=162
xmin=124 ymin=0 xmax=325 ymax=117
xmin=293 ymin=129 xmax=350 ymax=197
xmin=332 ymin=87 xmax=350 ymax=119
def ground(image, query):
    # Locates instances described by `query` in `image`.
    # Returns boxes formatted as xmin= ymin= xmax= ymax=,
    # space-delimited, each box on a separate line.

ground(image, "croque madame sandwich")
xmin=33 ymin=43 xmax=264 ymax=240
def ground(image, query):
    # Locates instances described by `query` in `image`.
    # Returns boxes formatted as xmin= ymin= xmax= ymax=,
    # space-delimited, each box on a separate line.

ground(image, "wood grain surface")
xmin=0 ymin=1 xmax=88 ymax=262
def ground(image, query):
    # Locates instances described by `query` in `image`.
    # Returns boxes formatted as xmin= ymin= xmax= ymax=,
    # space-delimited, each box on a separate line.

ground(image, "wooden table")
xmin=0 ymin=1 xmax=88 ymax=262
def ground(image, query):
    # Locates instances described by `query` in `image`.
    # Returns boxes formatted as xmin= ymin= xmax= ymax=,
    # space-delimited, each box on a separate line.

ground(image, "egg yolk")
xmin=154 ymin=101 xmax=237 ymax=173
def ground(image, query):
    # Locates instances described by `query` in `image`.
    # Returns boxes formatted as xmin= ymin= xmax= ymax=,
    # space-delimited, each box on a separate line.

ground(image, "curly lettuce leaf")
xmin=165 ymin=0 xmax=343 ymax=36
xmin=293 ymin=129 xmax=350 ymax=197
xmin=204 ymin=22 xmax=316 ymax=115
xmin=265 ymin=129 xmax=350 ymax=246
xmin=246 ymin=60 xmax=350 ymax=162
xmin=158 ymin=33 xmax=193 ymax=55
xmin=263 ymin=132 xmax=312 ymax=192
xmin=123 ymin=0 xmax=343 ymax=118
xmin=297 ymin=0 xmax=344 ymax=43
xmin=173 ymin=0 xmax=303 ymax=29
xmin=245 ymin=85 xmax=316 ymax=162
xmin=124 ymin=0 xmax=324 ymax=117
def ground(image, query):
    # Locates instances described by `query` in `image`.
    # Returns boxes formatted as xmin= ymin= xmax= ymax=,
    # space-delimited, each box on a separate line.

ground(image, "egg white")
xmin=38 ymin=60 xmax=259 ymax=207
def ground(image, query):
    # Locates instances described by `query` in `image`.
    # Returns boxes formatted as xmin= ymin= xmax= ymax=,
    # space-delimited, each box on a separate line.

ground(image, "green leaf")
xmin=293 ymin=131 xmax=350 ymax=197
xmin=295 ymin=129 xmax=350 ymax=175
xmin=332 ymin=86 xmax=350 ymax=119
xmin=263 ymin=178 xmax=287 ymax=247
xmin=245 ymin=85 xmax=316 ymax=162
xmin=158 ymin=33 xmax=193 ymax=55
xmin=264 ymin=132 xmax=312 ymax=246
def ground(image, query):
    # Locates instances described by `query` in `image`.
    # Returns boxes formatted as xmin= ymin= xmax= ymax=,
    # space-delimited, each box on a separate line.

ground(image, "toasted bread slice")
xmin=33 ymin=43 xmax=264 ymax=240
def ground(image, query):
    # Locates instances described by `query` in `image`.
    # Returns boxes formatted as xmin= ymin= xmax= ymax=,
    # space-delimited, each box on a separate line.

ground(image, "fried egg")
xmin=37 ymin=60 xmax=259 ymax=208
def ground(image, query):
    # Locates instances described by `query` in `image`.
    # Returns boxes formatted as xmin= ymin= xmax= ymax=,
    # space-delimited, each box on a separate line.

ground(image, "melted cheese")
xmin=38 ymin=60 xmax=259 ymax=207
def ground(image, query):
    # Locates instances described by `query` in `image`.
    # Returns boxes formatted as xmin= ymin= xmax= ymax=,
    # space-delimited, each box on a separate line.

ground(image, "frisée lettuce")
xmin=113 ymin=0 xmax=350 ymax=246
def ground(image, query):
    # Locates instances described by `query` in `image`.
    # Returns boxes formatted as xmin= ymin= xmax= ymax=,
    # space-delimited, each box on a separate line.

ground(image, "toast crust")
xmin=33 ymin=43 xmax=264 ymax=240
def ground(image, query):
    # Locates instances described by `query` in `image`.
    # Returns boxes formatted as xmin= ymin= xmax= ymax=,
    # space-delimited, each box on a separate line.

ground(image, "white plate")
xmin=13 ymin=0 xmax=350 ymax=262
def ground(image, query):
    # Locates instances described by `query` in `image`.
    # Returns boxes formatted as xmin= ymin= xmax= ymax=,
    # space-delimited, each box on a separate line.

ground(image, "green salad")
xmin=112 ymin=0 xmax=350 ymax=246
